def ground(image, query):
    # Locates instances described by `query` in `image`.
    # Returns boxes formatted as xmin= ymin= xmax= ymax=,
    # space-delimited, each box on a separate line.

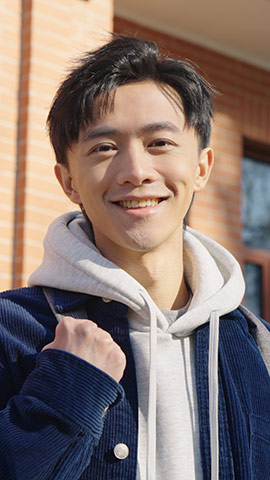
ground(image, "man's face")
xmin=56 ymin=81 xmax=213 ymax=260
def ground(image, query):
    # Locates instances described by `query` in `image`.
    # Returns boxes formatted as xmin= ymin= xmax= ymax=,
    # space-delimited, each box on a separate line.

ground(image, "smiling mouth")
xmin=117 ymin=198 xmax=162 ymax=208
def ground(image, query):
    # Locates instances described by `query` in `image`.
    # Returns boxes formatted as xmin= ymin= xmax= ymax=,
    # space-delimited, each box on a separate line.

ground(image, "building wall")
xmin=114 ymin=17 xmax=270 ymax=263
xmin=0 ymin=0 xmax=21 ymax=290
xmin=0 ymin=0 xmax=113 ymax=290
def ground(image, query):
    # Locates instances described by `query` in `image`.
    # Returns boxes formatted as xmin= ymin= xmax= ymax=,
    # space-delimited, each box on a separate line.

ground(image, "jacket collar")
xmin=44 ymin=286 xmax=129 ymax=318
xmin=45 ymin=287 xmax=90 ymax=314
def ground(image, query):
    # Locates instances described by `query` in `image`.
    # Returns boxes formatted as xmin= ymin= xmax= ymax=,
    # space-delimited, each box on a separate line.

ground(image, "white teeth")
xmin=119 ymin=199 xmax=159 ymax=208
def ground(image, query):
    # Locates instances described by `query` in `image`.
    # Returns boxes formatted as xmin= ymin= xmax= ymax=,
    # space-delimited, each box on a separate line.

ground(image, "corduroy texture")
xmin=0 ymin=286 xmax=270 ymax=479
xmin=0 ymin=287 xmax=138 ymax=480
xmin=196 ymin=310 xmax=270 ymax=480
xmin=21 ymin=349 xmax=123 ymax=432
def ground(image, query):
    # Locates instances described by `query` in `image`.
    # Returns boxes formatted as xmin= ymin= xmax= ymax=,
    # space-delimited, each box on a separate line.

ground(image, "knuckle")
xmin=109 ymin=343 xmax=126 ymax=365
xmin=95 ymin=329 xmax=112 ymax=345
xmin=77 ymin=321 xmax=91 ymax=335
xmin=55 ymin=317 xmax=71 ymax=336
xmin=75 ymin=320 xmax=97 ymax=337
xmin=57 ymin=316 xmax=70 ymax=329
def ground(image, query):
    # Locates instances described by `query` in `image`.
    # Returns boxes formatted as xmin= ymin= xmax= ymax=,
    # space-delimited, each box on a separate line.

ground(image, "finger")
xmin=60 ymin=316 xmax=98 ymax=327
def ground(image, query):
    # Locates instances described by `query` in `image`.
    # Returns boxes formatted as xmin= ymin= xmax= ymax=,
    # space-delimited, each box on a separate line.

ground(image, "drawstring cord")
xmin=146 ymin=300 xmax=157 ymax=480
xmin=209 ymin=311 xmax=220 ymax=480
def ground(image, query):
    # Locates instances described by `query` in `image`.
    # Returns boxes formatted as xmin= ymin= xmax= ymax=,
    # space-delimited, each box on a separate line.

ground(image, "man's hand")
xmin=42 ymin=317 xmax=126 ymax=383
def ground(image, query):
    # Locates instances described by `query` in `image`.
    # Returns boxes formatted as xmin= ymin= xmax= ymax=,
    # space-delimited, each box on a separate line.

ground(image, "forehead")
xmin=83 ymin=81 xmax=185 ymax=135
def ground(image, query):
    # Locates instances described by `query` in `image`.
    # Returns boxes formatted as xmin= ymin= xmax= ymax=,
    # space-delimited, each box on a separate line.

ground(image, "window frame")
xmin=244 ymin=248 xmax=270 ymax=322
xmin=243 ymin=137 xmax=270 ymax=323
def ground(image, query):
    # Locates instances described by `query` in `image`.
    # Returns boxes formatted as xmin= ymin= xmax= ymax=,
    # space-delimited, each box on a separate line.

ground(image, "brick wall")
xmin=0 ymin=0 xmax=21 ymax=290
xmin=114 ymin=17 xmax=270 ymax=262
xmin=0 ymin=0 xmax=113 ymax=290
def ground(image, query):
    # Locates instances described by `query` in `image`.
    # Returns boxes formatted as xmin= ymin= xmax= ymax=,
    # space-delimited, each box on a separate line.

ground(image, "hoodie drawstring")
xmin=146 ymin=299 xmax=158 ymax=480
xmin=209 ymin=310 xmax=220 ymax=480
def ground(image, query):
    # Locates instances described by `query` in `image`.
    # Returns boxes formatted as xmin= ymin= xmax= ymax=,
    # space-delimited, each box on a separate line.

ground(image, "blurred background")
xmin=0 ymin=0 xmax=269 ymax=320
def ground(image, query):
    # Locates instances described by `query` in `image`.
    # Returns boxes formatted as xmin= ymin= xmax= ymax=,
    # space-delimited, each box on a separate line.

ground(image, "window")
xmin=242 ymin=138 xmax=270 ymax=322
xmin=244 ymin=262 xmax=263 ymax=317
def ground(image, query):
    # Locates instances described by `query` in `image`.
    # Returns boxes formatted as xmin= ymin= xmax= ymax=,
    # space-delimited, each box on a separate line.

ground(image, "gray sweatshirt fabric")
xmin=29 ymin=211 xmax=246 ymax=480
xmin=129 ymin=302 xmax=205 ymax=479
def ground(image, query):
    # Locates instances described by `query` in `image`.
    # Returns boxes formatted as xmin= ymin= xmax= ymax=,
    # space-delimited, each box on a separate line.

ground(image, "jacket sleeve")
xmin=0 ymin=347 xmax=124 ymax=480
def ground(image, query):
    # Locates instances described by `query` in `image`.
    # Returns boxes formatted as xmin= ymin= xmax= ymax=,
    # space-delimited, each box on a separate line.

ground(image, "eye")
xmin=90 ymin=143 xmax=118 ymax=154
xmin=148 ymin=139 xmax=174 ymax=148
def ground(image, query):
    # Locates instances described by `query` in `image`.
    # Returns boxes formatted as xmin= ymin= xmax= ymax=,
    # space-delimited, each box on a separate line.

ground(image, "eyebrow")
xmin=81 ymin=121 xmax=180 ymax=143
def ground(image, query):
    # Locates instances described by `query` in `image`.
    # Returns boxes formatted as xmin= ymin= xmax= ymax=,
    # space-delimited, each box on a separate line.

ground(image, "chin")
xmin=122 ymin=231 xmax=162 ymax=252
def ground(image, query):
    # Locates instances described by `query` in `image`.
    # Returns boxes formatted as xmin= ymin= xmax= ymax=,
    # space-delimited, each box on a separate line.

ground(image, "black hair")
xmin=47 ymin=34 xmax=215 ymax=165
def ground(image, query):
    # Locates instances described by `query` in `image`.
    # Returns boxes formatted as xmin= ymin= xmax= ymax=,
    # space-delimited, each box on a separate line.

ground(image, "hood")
xmin=29 ymin=211 xmax=161 ymax=323
xmin=29 ymin=211 xmax=245 ymax=480
xmin=29 ymin=211 xmax=245 ymax=335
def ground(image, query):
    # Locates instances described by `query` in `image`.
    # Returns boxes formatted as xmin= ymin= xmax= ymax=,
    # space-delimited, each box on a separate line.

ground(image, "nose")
xmin=116 ymin=144 xmax=157 ymax=186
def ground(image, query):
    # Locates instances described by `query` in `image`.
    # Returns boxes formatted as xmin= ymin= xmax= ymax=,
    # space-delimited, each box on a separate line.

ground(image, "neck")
xmin=97 ymin=234 xmax=189 ymax=310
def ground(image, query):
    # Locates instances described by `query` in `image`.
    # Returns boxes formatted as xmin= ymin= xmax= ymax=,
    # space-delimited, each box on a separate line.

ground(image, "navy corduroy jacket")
xmin=0 ymin=286 xmax=270 ymax=479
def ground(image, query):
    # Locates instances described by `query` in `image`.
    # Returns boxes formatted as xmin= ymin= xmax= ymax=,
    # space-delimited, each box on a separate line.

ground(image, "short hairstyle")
xmin=47 ymin=34 xmax=215 ymax=165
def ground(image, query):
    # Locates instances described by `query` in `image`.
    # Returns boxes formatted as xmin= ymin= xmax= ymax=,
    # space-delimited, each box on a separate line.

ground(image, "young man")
xmin=0 ymin=35 xmax=269 ymax=480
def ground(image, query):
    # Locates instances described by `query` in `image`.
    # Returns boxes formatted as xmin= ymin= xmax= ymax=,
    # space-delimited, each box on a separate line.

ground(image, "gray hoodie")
xmin=29 ymin=211 xmax=246 ymax=480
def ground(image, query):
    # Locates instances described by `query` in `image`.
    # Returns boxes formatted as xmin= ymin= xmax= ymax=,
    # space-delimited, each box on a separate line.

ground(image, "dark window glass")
xmin=242 ymin=157 xmax=270 ymax=250
xmin=244 ymin=262 xmax=263 ymax=317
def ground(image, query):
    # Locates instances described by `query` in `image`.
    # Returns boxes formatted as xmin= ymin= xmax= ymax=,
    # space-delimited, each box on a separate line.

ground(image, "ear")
xmin=193 ymin=147 xmax=214 ymax=192
xmin=54 ymin=163 xmax=81 ymax=204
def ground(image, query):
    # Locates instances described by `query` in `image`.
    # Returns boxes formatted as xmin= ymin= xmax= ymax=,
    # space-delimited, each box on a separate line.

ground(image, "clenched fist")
xmin=43 ymin=317 xmax=126 ymax=382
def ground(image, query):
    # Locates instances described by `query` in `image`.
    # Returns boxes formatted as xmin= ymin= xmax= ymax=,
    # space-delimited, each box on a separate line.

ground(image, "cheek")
xmin=74 ymin=167 xmax=103 ymax=198
xmin=85 ymin=162 xmax=113 ymax=189
xmin=77 ymin=173 xmax=111 ymax=216
xmin=167 ymin=163 xmax=198 ymax=193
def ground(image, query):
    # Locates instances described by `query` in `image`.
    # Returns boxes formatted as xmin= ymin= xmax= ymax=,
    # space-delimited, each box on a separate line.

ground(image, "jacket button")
xmin=113 ymin=443 xmax=129 ymax=460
